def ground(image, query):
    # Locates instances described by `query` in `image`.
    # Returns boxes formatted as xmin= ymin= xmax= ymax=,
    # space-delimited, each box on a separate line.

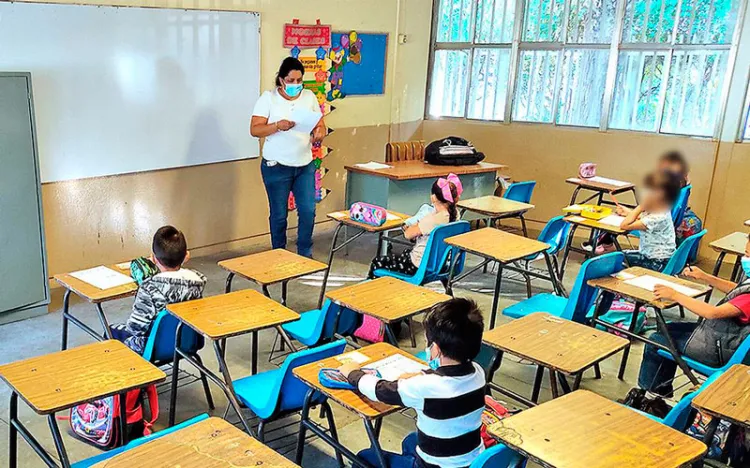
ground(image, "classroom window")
xmin=427 ymin=0 xmax=743 ymax=137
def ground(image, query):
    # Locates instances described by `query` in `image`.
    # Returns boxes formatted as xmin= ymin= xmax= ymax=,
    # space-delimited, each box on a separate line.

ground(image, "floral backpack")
xmin=353 ymin=315 xmax=386 ymax=343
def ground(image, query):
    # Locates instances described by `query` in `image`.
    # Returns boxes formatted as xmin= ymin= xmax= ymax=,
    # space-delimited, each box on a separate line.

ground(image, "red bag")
xmin=353 ymin=315 xmax=386 ymax=343
xmin=480 ymin=396 xmax=514 ymax=448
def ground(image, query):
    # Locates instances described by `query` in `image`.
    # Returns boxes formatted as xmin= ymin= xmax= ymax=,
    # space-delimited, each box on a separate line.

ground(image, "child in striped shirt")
xmin=339 ymin=298 xmax=486 ymax=468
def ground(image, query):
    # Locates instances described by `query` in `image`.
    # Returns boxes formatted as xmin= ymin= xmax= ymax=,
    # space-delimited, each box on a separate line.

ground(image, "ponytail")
xmin=432 ymin=180 xmax=459 ymax=222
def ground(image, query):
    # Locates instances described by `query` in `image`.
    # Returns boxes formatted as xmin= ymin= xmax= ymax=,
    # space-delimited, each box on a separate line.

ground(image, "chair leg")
xmin=679 ymin=305 xmax=685 ymax=319
xmin=523 ymin=260 xmax=532 ymax=298
xmin=407 ymin=318 xmax=417 ymax=348
xmin=193 ymin=355 xmax=215 ymax=410
xmin=531 ymin=365 xmax=544 ymax=403
xmin=257 ymin=420 xmax=266 ymax=443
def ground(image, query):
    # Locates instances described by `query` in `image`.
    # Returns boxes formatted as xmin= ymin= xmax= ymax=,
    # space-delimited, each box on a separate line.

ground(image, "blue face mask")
xmin=742 ymin=256 xmax=750 ymax=278
xmin=426 ymin=344 xmax=441 ymax=370
xmin=284 ymin=82 xmax=303 ymax=98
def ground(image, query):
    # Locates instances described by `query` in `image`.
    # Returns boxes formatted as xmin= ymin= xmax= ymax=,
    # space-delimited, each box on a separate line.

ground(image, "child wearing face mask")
xmin=634 ymin=234 xmax=750 ymax=397
xmin=367 ymin=174 xmax=462 ymax=278
xmin=338 ymin=298 xmax=487 ymax=468
xmin=617 ymin=170 xmax=682 ymax=271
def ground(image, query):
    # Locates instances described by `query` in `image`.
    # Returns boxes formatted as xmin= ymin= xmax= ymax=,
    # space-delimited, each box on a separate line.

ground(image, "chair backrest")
xmin=661 ymin=229 xmax=707 ymax=276
xmin=563 ymin=252 xmax=625 ymax=323
xmin=469 ymin=443 xmax=526 ymax=468
xmin=385 ymin=140 xmax=425 ymax=163
xmin=141 ymin=310 xmax=204 ymax=364
xmin=725 ymin=332 xmax=750 ymax=369
xmin=321 ymin=300 xmax=361 ymax=341
xmin=277 ymin=340 xmax=348 ymax=413
xmin=417 ymin=221 xmax=472 ymax=283
xmin=672 ymin=185 xmax=692 ymax=228
xmin=662 ymin=371 xmax=723 ymax=431
xmin=537 ymin=216 xmax=572 ymax=255
xmin=503 ymin=181 xmax=536 ymax=204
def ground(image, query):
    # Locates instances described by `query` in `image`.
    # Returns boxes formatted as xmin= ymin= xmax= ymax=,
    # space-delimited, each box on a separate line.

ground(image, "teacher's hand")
xmin=276 ymin=119 xmax=295 ymax=131
xmin=312 ymin=125 xmax=326 ymax=143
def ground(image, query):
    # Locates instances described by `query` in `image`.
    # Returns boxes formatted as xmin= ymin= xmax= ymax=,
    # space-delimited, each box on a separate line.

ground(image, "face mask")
xmin=742 ymin=256 xmax=750 ymax=278
xmin=425 ymin=344 xmax=441 ymax=370
xmin=284 ymin=82 xmax=303 ymax=98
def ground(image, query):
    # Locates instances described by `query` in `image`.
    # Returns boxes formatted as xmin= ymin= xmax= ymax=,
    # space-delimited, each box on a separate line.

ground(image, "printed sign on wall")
xmin=283 ymin=19 xmax=331 ymax=49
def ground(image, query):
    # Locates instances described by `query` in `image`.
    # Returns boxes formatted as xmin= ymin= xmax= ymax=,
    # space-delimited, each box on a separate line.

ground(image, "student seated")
xmin=638 ymin=235 xmax=750 ymax=397
xmin=339 ymin=298 xmax=486 ymax=468
xmin=617 ymin=170 xmax=682 ymax=271
xmin=367 ymin=174 xmax=462 ymax=278
xmin=111 ymin=226 xmax=206 ymax=354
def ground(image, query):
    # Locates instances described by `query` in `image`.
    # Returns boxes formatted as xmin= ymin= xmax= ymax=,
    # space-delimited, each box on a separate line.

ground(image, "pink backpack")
xmin=353 ymin=315 xmax=386 ymax=343
xmin=578 ymin=163 xmax=597 ymax=179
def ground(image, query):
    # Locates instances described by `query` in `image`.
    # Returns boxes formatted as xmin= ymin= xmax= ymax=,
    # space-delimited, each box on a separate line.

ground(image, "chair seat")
xmin=655 ymin=349 xmax=720 ymax=377
xmin=623 ymin=404 xmax=664 ymax=424
xmin=503 ymin=294 xmax=568 ymax=320
xmin=373 ymin=268 xmax=417 ymax=283
xmin=233 ymin=368 xmax=285 ymax=420
xmin=282 ymin=309 xmax=324 ymax=347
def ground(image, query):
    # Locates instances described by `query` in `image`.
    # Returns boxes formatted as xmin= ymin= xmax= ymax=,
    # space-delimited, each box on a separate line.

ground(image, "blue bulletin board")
xmin=330 ymin=31 xmax=388 ymax=96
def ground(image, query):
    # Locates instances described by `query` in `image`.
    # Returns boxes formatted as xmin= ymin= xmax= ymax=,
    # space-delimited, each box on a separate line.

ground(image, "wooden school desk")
xmin=90 ymin=417 xmax=299 ymax=468
xmin=709 ymin=231 xmax=748 ymax=281
xmin=588 ymin=267 xmax=711 ymax=383
xmin=326 ymin=276 xmax=451 ymax=347
xmin=294 ymin=343 xmax=428 ymax=468
xmin=488 ymin=390 xmax=706 ymax=468
xmin=457 ymin=195 xmax=535 ymax=236
xmin=317 ymin=209 xmax=410 ymax=308
xmin=566 ymin=176 xmax=637 ymax=207
xmin=483 ymin=313 xmax=628 ymax=406
xmin=692 ymin=364 xmax=750 ymax=459
xmin=166 ymin=289 xmax=299 ymax=432
xmin=0 ymin=340 xmax=165 ymax=468
xmin=54 ymin=263 xmax=137 ymax=350
xmin=345 ymin=160 xmax=506 ymax=216
xmin=559 ymin=214 xmax=628 ymax=278
xmin=445 ymin=228 xmax=562 ymax=328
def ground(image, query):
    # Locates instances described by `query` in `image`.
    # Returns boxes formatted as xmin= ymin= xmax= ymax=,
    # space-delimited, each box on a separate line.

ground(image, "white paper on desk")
xmin=368 ymin=355 xmax=428 ymax=381
xmin=289 ymin=108 xmax=322 ymax=135
xmin=335 ymin=351 xmax=369 ymax=365
xmin=612 ymin=271 xmax=637 ymax=280
xmin=70 ymin=266 xmax=134 ymax=290
xmin=355 ymin=161 xmax=393 ymax=170
xmin=587 ymin=176 xmax=630 ymax=187
xmin=624 ymin=275 xmax=702 ymax=297
xmin=386 ymin=213 xmax=400 ymax=221
xmin=115 ymin=261 xmax=132 ymax=270
xmin=567 ymin=215 xmax=586 ymax=223
xmin=599 ymin=214 xmax=625 ymax=227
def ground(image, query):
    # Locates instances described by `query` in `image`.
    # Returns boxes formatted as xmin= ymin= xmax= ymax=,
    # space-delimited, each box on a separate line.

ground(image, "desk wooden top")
xmin=445 ymin=228 xmax=550 ymax=263
xmin=488 ymin=390 xmax=706 ymax=468
xmin=218 ymin=249 xmax=328 ymax=285
xmin=0 ymin=340 xmax=165 ymax=415
xmin=328 ymin=210 xmax=410 ymax=232
xmin=293 ymin=343 xmax=427 ymax=420
xmin=53 ymin=264 xmax=137 ymax=303
xmin=167 ymin=290 xmax=300 ymax=340
xmin=91 ymin=417 xmax=299 ymax=467
xmin=588 ymin=267 xmax=711 ymax=309
xmin=458 ymin=196 xmax=534 ymax=218
xmin=564 ymin=215 xmax=627 ymax=235
xmin=566 ymin=177 xmax=635 ymax=193
xmin=692 ymin=364 xmax=750 ymax=428
xmin=710 ymin=232 xmax=748 ymax=256
xmin=483 ymin=313 xmax=628 ymax=374
xmin=345 ymin=160 xmax=506 ymax=181
xmin=326 ymin=277 xmax=451 ymax=323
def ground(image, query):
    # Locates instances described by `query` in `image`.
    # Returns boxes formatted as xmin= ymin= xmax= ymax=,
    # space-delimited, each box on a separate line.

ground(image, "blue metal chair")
xmin=232 ymin=340 xmax=348 ymax=442
xmin=501 ymin=181 xmax=537 ymax=237
xmin=672 ymin=185 xmax=692 ymax=229
xmin=656 ymin=332 xmax=750 ymax=378
xmin=141 ymin=310 xmax=214 ymax=410
xmin=503 ymin=252 xmax=625 ymax=323
xmin=71 ymin=414 xmax=209 ymax=467
xmin=516 ymin=216 xmax=572 ymax=297
xmin=282 ymin=299 xmax=361 ymax=347
xmin=661 ymin=230 xmax=707 ymax=276
xmin=470 ymin=443 xmax=527 ymax=468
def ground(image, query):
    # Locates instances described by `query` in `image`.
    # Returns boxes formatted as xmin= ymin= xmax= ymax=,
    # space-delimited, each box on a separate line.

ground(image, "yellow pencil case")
xmin=562 ymin=204 xmax=612 ymax=220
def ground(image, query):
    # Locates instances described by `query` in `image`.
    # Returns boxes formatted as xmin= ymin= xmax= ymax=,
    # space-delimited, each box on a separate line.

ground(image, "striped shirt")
xmin=349 ymin=361 xmax=486 ymax=468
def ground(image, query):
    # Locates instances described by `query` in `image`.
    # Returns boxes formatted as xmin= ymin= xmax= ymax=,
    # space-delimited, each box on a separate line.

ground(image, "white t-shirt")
xmin=251 ymin=88 xmax=322 ymax=167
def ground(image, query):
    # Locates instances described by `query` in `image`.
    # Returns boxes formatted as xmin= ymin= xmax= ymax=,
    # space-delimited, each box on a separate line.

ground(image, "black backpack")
xmin=425 ymin=136 xmax=485 ymax=166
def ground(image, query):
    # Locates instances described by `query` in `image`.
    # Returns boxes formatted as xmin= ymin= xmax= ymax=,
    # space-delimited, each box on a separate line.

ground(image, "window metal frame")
xmin=425 ymin=0 xmax=746 ymax=139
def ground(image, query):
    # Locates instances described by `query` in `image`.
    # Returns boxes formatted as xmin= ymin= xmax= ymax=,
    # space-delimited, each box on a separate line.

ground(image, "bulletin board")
xmin=331 ymin=31 xmax=388 ymax=96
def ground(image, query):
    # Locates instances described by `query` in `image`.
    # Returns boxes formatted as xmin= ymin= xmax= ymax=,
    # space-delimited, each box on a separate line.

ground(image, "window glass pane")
xmin=744 ymin=106 xmax=750 ymax=140
xmin=661 ymin=50 xmax=728 ymax=136
xmin=676 ymin=0 xmax=739 ymax=44
xmin=556 ymin=49 xmax=609 ymax=126
xmin=622 ymin=0 xmax=679 ymax=43
xmin=523 ymin=0 xmax=566 ymax=41
xmin=468 ymin=48 xmax=512 ymax=120
xmin=610 ymin=51 xmax=667 ymax=131
xmin=475 ymin=0 xmax=516 ymax=43
xmin=436 ymin=0 xmax=474 ymax=42
xmin=513 ymin=50 xmax=559 ymax=122
xmin=567 ymin=0 xmax=618 ymax=42
xmin=428 ymin=49 xmax=471 ymax=117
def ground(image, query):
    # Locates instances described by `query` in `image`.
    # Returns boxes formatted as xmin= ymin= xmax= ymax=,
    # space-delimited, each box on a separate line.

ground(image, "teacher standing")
xmin=251 ymin=57 xmax=325 ymax=258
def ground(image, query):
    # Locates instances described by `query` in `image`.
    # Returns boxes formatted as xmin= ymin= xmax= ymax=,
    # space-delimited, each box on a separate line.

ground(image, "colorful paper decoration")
xmin=283 ymin=19 xmax=331 ymax=49
xmin=330 ymin=31 xmax=388 ymax=95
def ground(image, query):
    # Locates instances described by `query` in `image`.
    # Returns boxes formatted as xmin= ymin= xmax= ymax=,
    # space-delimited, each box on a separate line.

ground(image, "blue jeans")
xmin=359 ymin=432 xmax=418 ymax=468
xmin=624 ymin=250 xmax=669 ymax=272
xmin=261 ymin=160 xmax=316 ymax=257
xmin=638 ymin=321 xmax=697 ymax=396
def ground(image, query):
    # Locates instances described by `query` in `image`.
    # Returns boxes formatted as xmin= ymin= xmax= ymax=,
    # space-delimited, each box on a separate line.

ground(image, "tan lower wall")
xmin=704 ymin=141 xmax=750 ymax=244
xmin=42 ymin=120 xmax=421 ymax=276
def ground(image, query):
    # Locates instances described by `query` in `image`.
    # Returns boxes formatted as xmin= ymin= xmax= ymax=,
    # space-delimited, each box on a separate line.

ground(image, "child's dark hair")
xmin=424 ymin=298 xmax=484 ymax=362
xmin=431 ymin=180 xmax=458 ymax=222
xmin=152 ymin=225 xmax=188 ymax=269
xmin=275 ymin=57 xmax=305 ymax=87
xmin=660 ymin=151 xmax=689 ymax=187
xmin=644 ymin=170 xmax=682 ymax=205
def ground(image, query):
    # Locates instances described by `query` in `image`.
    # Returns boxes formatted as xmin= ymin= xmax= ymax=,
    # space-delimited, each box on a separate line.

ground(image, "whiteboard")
xmin=0 ymin=3 xmax=261 ymax=182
